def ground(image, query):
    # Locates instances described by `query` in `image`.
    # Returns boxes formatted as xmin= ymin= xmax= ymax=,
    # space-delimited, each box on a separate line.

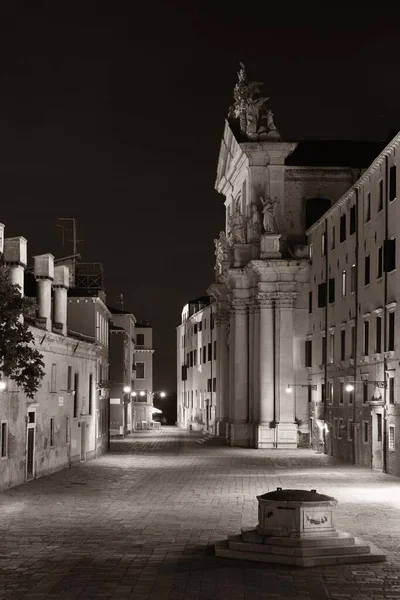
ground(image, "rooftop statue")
xmin=229 ymin=63 xmax=281 ymax=141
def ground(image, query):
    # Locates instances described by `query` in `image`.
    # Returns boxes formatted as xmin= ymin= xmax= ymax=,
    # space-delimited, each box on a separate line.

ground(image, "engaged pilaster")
xmin=215 ymin=308 xmax=230 ymax=439
xmin=255 ymin=292 xmax=275 ymax=448
xmin=229 ymin=298 xmax=250 ymax=446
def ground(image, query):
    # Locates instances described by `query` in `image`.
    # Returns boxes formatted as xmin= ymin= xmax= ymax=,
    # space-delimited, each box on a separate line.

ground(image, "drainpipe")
xmin=323 ymin=218 xmax=329 ymax=452
xmin=382 ymin=155 xmax=389 ymax=474
xmin=353 ymin=188 xmax=359 ymax=464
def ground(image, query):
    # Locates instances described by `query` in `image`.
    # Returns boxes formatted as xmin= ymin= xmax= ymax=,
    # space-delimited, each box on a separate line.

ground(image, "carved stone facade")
xmin=177 ymin=67 xmax=388 ymax=449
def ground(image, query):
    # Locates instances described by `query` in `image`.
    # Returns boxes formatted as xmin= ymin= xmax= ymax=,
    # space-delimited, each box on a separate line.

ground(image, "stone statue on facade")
xmin=260 ymin=196 xmax=278 ymax=233
xmin=214 ymin=231 xmax=231 ymax=271
xmin=247 ymin=202 xmax=262 ymax=242
xmin=229 ymin=63 xmax=281 ymax=141
xmin=228 ymin=207 xmax=247 ymax=244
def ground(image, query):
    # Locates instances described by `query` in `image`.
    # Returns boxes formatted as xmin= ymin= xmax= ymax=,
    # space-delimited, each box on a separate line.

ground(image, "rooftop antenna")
xmin=57 ymin=217 xmax=84 ymax=277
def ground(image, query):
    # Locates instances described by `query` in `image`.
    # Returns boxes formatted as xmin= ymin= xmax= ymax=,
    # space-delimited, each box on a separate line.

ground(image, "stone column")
xmin=34 ymin=254 xmax=54 ymax=332
xmin=52 ymin=266 xmax=70 ymax=336
xmin=275 ymin=292 xmax=298 ymax=449
xmin=256 ymin=292 xmax=276 ymax=448
xmin=215 ymin=309 xmax=229 ymax=440
xmin=230 ymin=298 xmax=250 ymax=446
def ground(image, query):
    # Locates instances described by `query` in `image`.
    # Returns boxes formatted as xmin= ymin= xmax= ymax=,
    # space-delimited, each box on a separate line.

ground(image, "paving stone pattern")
xmin=1 ymin=427 xmax=400 ymax=599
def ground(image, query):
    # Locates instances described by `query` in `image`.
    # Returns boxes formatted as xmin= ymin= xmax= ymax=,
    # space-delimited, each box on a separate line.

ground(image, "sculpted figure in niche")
xmin=229 ymin=206 xmax=247 ymax=244
xmin=260 ymin=196 xmax=278 ymax=233
xmin=248 ymin=202 xmax=262 ymax=242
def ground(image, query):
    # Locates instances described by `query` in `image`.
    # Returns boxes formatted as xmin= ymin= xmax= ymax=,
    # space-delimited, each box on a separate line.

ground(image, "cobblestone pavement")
xmin=1 ymin=427 xmax=400 ymax=600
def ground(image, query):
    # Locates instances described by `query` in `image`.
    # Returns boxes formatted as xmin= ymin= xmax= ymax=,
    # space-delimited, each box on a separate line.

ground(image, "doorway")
xmin=26 ymin=412 xmax=36 ymax=480
xmin=80 ymin=423 xmax=86 ymax=461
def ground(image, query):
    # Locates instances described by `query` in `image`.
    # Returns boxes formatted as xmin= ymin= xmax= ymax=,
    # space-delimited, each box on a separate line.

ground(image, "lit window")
xmin=342 ymin=270 xmax=346 ymax=297
xmin=389 ymin=425 xmax=395 ymax=450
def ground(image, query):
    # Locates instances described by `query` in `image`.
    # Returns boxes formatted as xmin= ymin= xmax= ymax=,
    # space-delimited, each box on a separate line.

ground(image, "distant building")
xmin=133 ymin=321 xmax=155 ymax=427
xmin=108 ymin=307 xmax=136 ymax=437
xmin=0 ymin=226 xmax=105 ymax=491
xmin=177 ymin=297 xmax=218 ymax=432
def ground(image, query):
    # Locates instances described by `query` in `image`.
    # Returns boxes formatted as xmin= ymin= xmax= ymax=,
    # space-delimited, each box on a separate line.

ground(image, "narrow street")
xmin=0 ymin=427 xmax=400 ymax=600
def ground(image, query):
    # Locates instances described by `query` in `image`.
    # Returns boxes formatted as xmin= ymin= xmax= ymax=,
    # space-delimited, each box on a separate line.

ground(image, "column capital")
xmin=257 ymin=291 xmax=297 ymax=308
xmin=215 ymin=310 xmax=230 ymax=325
xmin=231 ymin=298 xmax=250 ymax=314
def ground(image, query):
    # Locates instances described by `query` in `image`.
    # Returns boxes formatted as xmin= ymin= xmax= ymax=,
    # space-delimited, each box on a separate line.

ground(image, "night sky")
xmin=1 ymin=3 xmax=400 ymax=392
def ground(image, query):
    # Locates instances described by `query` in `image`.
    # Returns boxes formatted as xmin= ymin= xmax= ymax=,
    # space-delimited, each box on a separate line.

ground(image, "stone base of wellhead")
xmin=215 ymin=488 xmax=386 ymax=568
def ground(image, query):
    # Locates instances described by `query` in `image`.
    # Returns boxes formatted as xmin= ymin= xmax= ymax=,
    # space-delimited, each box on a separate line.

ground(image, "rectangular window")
xmin=348 ymin=419 xmax=353 ymax=441
xmin=207 ymin=378 xmax=212 ymax=392
xmin=331 ymin=226 xmax=336 ymax=250
xmin=378 ymin=179 xmax=383 ymax=211
xmin=384 ymin=238 xmax=396 ymax=272
xmin=348 ymin=388 xmax=354 ymax=405
xmin=208 ymin=343 xmax=212 ymax=361
xmin=1 ymin=422 xmax=7 ymax=458
xmin=376 ymin=315 xmax=382 ymax=353
xmin=210 ymin=313 xmax=215 ymax=330
xmin=342 ymin=271 xmax=346 ymax=297
xmin=329 ymin=331 xmax=335 ymax=363
xmin=50 ymin=417 xmax=54 ymax=447
xmin=213 ymin=340 xmax=217 ymax=360
xmin=338 ymin=418 xmax=344 ymax=439
xmin=363 ymin=321 xmax=369 ymax=356
xmin=321 ymin=232 xmax=326 ymax=256
xmin=389 ymin=425 xmax=395 ymax=450
xmin=73 ymin=373 xmax=79 ymax=419
xmin=351 ymin=264 xmax=356 ymax=293
xmin=340 ymin=214 xmax=346 ymax=242
xmin=212 ymin=377 xmax=216 ymax=392
xmin=67 ymin=366 xmax=72 ymax=391
xmin=198 ymin=321 xmax=202 ymax=332
xmin=349 ymin=205 xmax=356 ymax=235
xmin=305 ymin=340 xmax=312 ymax=367
xmin=321 ymin=383 xmax=326 ymax=404
xmin=363 ymin=382 xmax=369 ymax=404
xmin=136 ymin=362 xmax=145 ymax=379
xmin=51 ymin=363 xmax=57 ymax=393
xmin=365 ymin=255 xmax=370 ymax=286
xmin=363 ymin=421 xmax=369 ymax=443
xmin=328 ymin=380 xmax=333 ymax=404
xmin=308 ymin=387 xmax=312 ymax=403
xmin=389 ymin=165 xmax=396 ymax=202
xmin=388 ymin=311 xmax=395 ymax=351
xmin=328 ymin=277 xmax=335 ymax=304
xmin=194 ymin=349 xmax=197 ymax=365
xmin=203 ymin=346 xmax=206 ymax=363
xmin=193 ymin=324 xmax=197 ymax=335
xmin=389 ymin=377 xmax=395 ymax=404
xmin=318 ymin=282 xmax=327 ymax=308
xmin=88 ymin=374 xmax=93 ymax=416
xmin=377 ymin=413 xmax=382 ymax=443
xmin=339 ymin=382 xmax=344 ymax=404
xmin=136 ymin=333 xmax=145 ymax=346
xmin=308 ymin=291 xmax=312 ymax=314
xmin=377 ymin=246 xmax=383 ymax=279
xmin=340 ymin=329 xmax=346 ymax=361
xmin=322 ymin=335 xmax=327 ymax=364
xmin=190 ymin=351 xmax=193 ymax=367
xmin=350 ymin=325 xmax=355 ymax=358
xmin=365 ymin=192 xmax=371 ymax=222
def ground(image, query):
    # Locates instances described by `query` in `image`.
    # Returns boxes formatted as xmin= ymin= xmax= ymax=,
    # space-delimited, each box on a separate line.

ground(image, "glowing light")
xmin=346 ymin=384 xmax=354 ymax=392
xmin=123 ymin=386 xmax=131 ymax=394
xmin=0 ymin=380 xmax=6 ymax=391
xmin=152 ymin=407 xmax=162 ymax=414
xmin=160 ymin=391 xmax=166 ymax=398
xmin=139 ymin=391 xmax=145 ymax=397
xmin=131 ymin=391 xmax=137 ymax=397
xmin=286 ymin=386 xmax=292 ymax=394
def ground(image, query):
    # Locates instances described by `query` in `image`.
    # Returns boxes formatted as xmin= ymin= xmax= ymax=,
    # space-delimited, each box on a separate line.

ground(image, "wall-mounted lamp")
xmin=123 ymin=386 xmax=131 ymax=394
xmin=131 ymin=391 xmax=137 ymax=397
xmin=0 ymin=380 xmax=6 ymax=391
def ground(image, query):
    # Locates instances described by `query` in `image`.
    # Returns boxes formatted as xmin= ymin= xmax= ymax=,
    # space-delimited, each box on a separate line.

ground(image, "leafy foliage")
xmin=0 ymin=262 xmax=45 ymax=398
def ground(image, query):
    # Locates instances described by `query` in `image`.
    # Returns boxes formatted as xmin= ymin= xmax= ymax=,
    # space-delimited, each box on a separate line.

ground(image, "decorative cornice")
xmin=231 ymin=298 xmax=250 ymax=314
xmin=257 ymin=291 xmax=297 ymax=308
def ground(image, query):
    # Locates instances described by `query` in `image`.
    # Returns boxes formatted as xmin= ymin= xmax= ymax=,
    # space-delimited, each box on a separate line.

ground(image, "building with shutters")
xmin=132 ymin=321 xmax=155 ymax=428
xmin=306 ymin=131 xmax=399 ymax=476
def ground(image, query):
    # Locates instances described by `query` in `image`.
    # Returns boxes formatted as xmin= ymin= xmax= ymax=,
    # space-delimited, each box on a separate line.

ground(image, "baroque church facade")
xmin=177 ymin=65 xmax=390 ymax=453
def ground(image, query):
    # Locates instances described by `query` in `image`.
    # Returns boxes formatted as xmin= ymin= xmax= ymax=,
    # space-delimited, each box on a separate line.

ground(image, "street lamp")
xmin=139 ymin=390 xmax=146 ymax=397
xmin=286 ymin=384 xmax=317 ymax=394
xmin=123 ymin=386 xmax=131 ymax=394
xmin=131 ymin=391 xmax=137 ymax=397
xmin=0 ymin=380 xmax=6 ymax=391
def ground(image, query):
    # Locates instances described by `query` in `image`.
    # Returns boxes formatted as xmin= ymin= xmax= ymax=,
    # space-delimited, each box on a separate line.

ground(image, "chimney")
xmin=34 ymin=254 xmax=54 ymax=332
xmin=52 ymin=265 xmax=70 ymax=336
xmin=4 ymin=236 xmax=28 ymax=295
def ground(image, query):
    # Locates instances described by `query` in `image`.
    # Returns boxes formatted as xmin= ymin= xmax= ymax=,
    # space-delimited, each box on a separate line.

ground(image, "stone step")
xmin=241 ymin=529 xmax=355 ymax=547
xmin=229 ymin=538 xmax=371 ymax=557
xmin=215 ymin=539 xmax=386 ymax=568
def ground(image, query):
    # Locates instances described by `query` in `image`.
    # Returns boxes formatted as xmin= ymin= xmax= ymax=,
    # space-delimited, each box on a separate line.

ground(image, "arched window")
xmin=305 ymin=197 xmax=331 ymax=230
